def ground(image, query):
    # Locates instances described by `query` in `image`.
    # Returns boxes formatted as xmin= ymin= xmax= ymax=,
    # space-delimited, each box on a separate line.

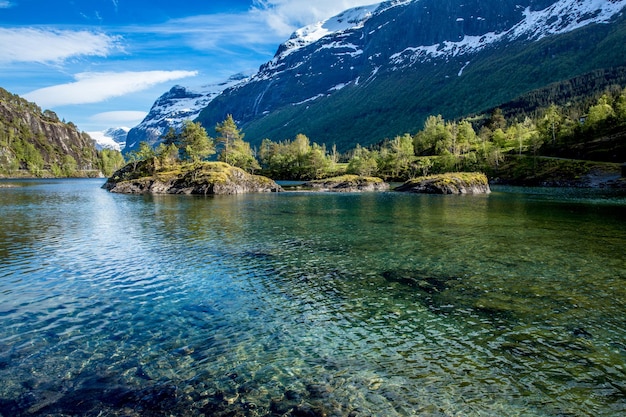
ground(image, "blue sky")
xmin=0 ymin=0 xmax=378 ymax=134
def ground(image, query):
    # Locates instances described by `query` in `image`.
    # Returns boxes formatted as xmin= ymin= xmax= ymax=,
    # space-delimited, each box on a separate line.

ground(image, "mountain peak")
xmin=274 ymin=1 xmax=413 ymax=61
xmin=123 ymin=72 xmax=252 ymax=152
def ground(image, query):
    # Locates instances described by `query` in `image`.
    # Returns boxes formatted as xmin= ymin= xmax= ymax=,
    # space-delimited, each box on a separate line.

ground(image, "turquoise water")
xmin=0 ymin=179 xmax=624 ymax=416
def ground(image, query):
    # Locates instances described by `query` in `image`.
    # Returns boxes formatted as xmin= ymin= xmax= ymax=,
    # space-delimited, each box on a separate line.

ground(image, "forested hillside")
xmin=0 ymin=88 xmax=124 ymax=178
xmin=255 ymin=85 xmax=626 ymax=184
xmin=128 ymin=87 xmax=625 ymax=186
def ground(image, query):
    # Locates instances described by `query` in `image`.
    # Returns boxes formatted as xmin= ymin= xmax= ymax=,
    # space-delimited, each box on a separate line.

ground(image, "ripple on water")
xmin=0 ymin=183 xmax=624 ymax=416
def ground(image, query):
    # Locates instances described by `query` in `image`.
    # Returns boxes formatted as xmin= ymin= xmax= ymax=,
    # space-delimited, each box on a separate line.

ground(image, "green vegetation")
xmin=0 ymin=87 xmax=125 ymax=178
xmin=136 ymin=86 xmax=626 ymax=186
xmin=258 ymin=133 xmax=338 ymax=180
xmin=216 ymin=115 xmax=260 ymax=173
xmin=306 ymin=174 xmax=386 ymax=185
xmin=212 ymin=18 xmax=626 ymax=152
xmin=400 ymin=172 xmax=490 ymax=189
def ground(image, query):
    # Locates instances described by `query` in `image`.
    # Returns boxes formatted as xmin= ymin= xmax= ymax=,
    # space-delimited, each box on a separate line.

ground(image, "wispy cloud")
xmin=139 ymin=12 xmax=281 ymax=54
xmin=139 ymin=1 xmax=380 ymax=54
xmin=24 ymin=70 xmax=198 ymax=107
xmin=89 ymin=110 xmax=148 ymax=124
xmin=0 ymin=1 xmax=13 ymax=8
xmin=251 ymin=0 xmax=380 ymax=35
xmin=89 ymin=110 xmax=147 ymax=125
xmin=0 ymin=28 xmax=121 ymax=64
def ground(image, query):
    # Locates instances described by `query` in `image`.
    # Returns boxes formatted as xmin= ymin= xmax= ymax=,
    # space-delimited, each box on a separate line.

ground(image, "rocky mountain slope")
xmin=0 ymin=87 xmax=102 ymax=176
xmin=124 ymin=73 xmax=250 ymax=153
xmin=127 ymin=0 xmax=626 ymax=153
xmin=90 ymin=127 xmax=129 ymax=151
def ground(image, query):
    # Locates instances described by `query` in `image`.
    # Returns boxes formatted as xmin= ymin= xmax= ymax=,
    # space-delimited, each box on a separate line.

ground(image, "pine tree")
xmin=215 ymin=115 xmax=243 ymax=160
xmin=180 ymin=121 xmax=215 ymax=162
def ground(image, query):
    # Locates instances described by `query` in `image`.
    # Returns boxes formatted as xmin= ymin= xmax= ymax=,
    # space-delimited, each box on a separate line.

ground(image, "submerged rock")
xmin=303 ymin=175 xmax=389 ymax=192
xmin=103 ymin=160 xmax=283 ymax=195
xmin=395 ymin=172 xmax=490 ymax=194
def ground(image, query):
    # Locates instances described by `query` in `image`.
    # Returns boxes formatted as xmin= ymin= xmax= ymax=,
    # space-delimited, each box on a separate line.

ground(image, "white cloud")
xmin=140 ymin=12 xmax=281 ymax=55
xmin=90 ymin=111 xmax=147 ymax=125
xmin=24 ymin=70 xmax=198 ymax=107
xmin=0 ymin=28 xmax=121 ymax=64
xmin=0 ymin=1 xmax=13 ymax=8
xmin=144 ymin=1 xmax=380 ymax=53
xmin=251 ymin=0 xmax=381 ymax=35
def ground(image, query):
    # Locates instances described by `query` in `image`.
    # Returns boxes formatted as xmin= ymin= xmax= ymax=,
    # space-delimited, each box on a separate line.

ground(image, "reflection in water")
xmin=0 ymin=180 xmax=624 ymax=416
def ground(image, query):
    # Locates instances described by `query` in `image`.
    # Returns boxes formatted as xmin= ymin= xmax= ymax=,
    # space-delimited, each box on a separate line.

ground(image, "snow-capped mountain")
xmin=194 ymin=0 xmax=626 ymax=150
xmin=130 ymin=0 xmax=626 ymax=153
xmin=89 ymin=127 xmax=129 ymax=152
xmin=390 ymin=0 xmax=626 ymax=67
xmin=123 ymin=73 xmax=250 ymax=152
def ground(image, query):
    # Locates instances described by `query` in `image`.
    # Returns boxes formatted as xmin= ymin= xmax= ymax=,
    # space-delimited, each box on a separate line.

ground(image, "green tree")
xmin=487 ymin=108 xmax=507 ymax=131
xmin=126 ymin=141 xmax=155 ymax=170
xmin=347 ymin=144 xmax=378 ymax=176
xmin=180 ymin=121 xmax=215 ymax=162
xmin=585 ymin=94 xmax=615 ymax=129
xmin=491 ymin=128 xmax=507 ymax=148
xmin=215 ymin=115 xmax=243 ymax=161
xmin=155 ymin=142 xmax=180 ymax=167
xmin=539 ymin=104 xmax=562 ymax=144
xmin=512 ymin=117 xmax=537 ymax=156
xmin=98 ymin=149 xmax=125 ymax=177
xmin=414 ymin=157 xmax=434 ymax=177
xmin=302 ymin=142 xmax=331 ymax=179
xmin=18 ymin=139 xmax=45 ymax=176
xmin=414 ymin=115 xmax=449 ymax=155
xmin=259 ymin=138 xmax=295 ymax=179
xmin=61 ymin=155 xmax=78 ymax=177
xmin=223 ymin=139 xmax=260 ymax=173
xmin=162 ymin=127 xmax=180 ymax=147
xmin=258 ymin=134 xmax=333 ymax=180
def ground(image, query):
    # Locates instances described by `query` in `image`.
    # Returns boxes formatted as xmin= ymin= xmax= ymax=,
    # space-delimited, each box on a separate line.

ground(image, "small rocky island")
xmin=302 ymin=175 xmax=390 ymax=192
xmin=103 ymin=159 xmax=283 ymax=194
xmin=395 ymin=172 xmax=491 ymax=194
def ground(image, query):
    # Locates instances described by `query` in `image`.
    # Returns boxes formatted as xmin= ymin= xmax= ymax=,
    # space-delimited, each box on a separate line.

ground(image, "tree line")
xmin=130 ymin=86 xmax=626 ymax=181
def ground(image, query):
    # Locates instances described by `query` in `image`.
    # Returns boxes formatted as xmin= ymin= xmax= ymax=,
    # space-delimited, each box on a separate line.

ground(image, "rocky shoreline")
xmin=395 ymin=172 xmax=491 ymax=194
xmin=302 ymin=175 xmax=390 ymax=192
xmin=103 ymin=160 xmax=283 ymax=195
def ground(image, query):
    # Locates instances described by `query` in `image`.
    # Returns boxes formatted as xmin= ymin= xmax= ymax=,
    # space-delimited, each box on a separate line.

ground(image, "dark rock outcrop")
xmin=395 ymin=172 xmax=490 ymax=194
xmin=302 ymin=175 xmax=389 ymax=192
xmin=103 ymin=160 xmax=283 ymax=195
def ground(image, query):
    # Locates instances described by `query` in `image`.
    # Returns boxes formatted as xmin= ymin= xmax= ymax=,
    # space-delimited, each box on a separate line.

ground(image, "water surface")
xmin=0 ymin=179 xmax=624 ymax=416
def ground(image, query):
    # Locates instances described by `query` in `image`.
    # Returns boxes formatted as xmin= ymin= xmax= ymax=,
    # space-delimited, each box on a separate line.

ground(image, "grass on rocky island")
xmin=306 ymin=174 xmax=386 ymax=185
xmin=115 ymin=160 xmax=255 ymax=185
xmin=403 ymin=172 xmax=489 ymax=187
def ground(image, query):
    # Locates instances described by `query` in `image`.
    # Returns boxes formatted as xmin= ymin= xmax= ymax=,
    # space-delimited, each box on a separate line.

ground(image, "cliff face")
xmin=0 ymin=87 xmax=100 ymax=176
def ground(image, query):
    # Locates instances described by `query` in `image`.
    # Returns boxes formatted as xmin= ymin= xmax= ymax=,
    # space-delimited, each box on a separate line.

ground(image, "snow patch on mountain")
xmin=141 ymin=74 xmax=249 ymax=130
xmin=510 ymin=0 xmax=626 ymax=40
xmin=89 ymin=127 xmax=129 ymax=151
xmin=275 ymin=0 xmax=412 ymax=61
xmin=391 ymin=0 xmax=626 ymax=68
xmin=124 ymin=73 xmax=250 ymax=151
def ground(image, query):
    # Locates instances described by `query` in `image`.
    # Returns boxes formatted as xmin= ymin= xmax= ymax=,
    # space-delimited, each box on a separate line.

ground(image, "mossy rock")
xmin=395 ymin=172 xmax=491 ymax=194
xmin=103 ymin=160 xmax=283 ymax=195
xmin=302 ymin=175 xmax=389 ymax=192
